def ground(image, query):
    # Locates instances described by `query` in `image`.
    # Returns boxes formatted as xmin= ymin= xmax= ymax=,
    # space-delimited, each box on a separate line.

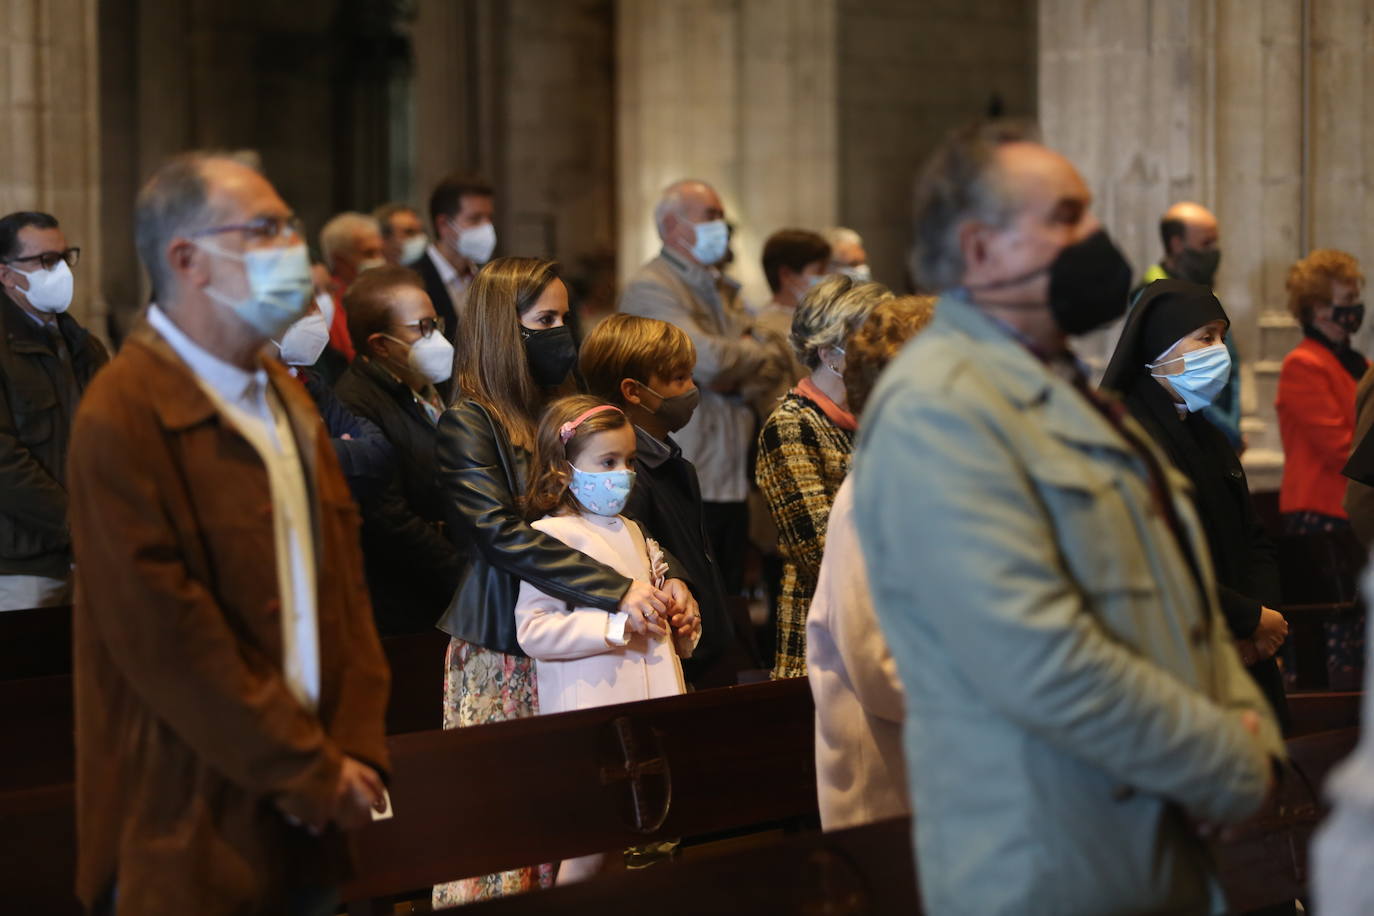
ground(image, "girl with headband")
xmin=517 ymin=395 xmax=701 ymax=883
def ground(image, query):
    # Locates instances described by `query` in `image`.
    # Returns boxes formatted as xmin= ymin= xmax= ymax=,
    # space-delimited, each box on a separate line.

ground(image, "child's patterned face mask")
xmin=568 ymin=466 xmax=636 ymax=517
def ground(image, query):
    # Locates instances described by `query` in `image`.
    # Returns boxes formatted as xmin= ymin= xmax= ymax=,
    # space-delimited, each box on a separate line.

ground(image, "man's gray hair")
xmin=654 ymin=179 xmax=713 ymax=238
xmin=825 ymin=226 xmax=863 ymax=250
xmin=320 ymin=212 xmax=381 ymax=271
xmin=910 ymin=119 xmax=1039 ymax=291
xmin=134 ymin=152 xmax=243 ymax=304
xmin=791 ymin=275 xmax=894 ymax=370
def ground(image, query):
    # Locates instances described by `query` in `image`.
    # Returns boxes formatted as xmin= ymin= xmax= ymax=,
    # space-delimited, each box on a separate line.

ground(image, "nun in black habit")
xmin=1101 ymin=279 xmax=1290 ymax=730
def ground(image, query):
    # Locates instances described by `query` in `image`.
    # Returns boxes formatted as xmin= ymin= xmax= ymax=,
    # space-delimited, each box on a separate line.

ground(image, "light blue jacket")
xmin=854 ymin=295 xmax=1282 ymax=915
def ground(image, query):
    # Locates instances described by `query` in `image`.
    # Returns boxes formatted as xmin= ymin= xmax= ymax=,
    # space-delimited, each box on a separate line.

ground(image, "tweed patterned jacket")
xmin=756 ymin=390 xmax=854 ymax=678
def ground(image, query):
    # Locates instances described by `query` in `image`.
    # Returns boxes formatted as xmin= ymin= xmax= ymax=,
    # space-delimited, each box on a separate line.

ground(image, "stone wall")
xmin=412 ymin=0 xmax=617 ymax=307
xmin=1039 ymin=0 xmax=1374 ymax=486
xmin=838 ymin=0 xmax=1038 ymax=290
xmin=1 ymin=0 xmax=103 ymax=330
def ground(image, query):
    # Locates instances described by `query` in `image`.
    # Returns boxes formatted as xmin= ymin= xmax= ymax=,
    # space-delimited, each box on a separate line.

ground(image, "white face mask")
xmin=384 ymin=331 xmax=454 ymax=385
xmin=400 ymin=233 xmax=428 ymax=265
xmin=277 ymin=310 xmax=331 ymax=366
xmin=14 ymin=260 xmax=74 ymax=314
xmin=450 ymin=220 xmax=497 ymax=265
xmin=838 ymin=264 xmax=872 ymax=283
xmin=313 ymin=291 xmax=336 ymax=329
xmin=357 ymin=256 xmax=387 ymax=274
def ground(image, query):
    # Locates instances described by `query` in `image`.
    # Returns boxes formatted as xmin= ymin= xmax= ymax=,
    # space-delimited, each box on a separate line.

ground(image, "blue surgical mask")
xmin=569 ymin=465 xmax=636 ymax=517
xmin=198 ymin=240 xmax=313 ymax=338
xmin=689 ymin=218 xmax=729 ymax=266
xmin=1149 ymin=343 xmax=1231 ymax=413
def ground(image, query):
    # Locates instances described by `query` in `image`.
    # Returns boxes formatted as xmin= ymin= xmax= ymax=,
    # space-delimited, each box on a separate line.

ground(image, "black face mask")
xmin=1046 ymin=229 xmax=1134 ymax=335
xmin=1332 ymin=303 xmax=1366 ymax=335
xmin=965 ymin=228 xmax=1134 ymax=337
xmin=1176 ymin=246 xmax=1221 ymax=287
xmin=522 ymin=325 xmax=577 ymax=387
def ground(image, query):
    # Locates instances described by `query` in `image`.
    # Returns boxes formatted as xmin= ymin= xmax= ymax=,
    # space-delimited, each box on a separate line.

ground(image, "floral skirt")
xmin=431 ymin=638 xmax=555 ymax=909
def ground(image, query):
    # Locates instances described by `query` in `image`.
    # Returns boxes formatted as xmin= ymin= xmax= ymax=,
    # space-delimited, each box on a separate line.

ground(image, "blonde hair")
xmin=1286 ymin=249 xmax=1365 ymax=323
xmin=523 ymin=395 xmax=629 ymax=520
xmin=842 ymin=295 xmax=937 ymax=416
xmin=455 ymin=257 xmax=561 ymax=451
xmin=580 ymin=313 xmax=697 ymax=404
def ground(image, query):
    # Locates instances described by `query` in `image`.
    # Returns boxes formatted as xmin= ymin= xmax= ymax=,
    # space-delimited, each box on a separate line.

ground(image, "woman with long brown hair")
xmin=430 ymin=257 xmax=685 ymax=905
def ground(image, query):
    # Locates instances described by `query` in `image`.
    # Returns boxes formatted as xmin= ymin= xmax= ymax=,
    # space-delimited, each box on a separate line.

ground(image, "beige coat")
xmin=805 ymin=477 xmax=908 ymax=831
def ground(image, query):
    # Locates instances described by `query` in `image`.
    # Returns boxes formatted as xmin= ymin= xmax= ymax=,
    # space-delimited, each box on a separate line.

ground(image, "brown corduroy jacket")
xmin=66 ymin=322 xmax=390 ymax=915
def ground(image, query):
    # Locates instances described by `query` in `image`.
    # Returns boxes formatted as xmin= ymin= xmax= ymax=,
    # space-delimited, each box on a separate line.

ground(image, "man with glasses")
xmin=0 ymin=210 xmax=107 ymax=611
xmin=334 ymin=265 xmax=464 ymax=635
xmin=65 ymin=153 xmax=390 ymax=916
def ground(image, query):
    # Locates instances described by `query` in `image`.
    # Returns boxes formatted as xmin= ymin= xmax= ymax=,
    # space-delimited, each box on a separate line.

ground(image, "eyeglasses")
xmin=393 ymin=316 xmax=445 ymax=339
xmin=191 ymin=215 xmax=305 ymax=245
xmin=4 ymin=248 xmax=80 ymax=271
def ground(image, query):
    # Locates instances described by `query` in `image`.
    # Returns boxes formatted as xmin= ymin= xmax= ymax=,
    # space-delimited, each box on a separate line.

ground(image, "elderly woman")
xmin=1101 ymin=279 xmax=1289 ymax=729
xmin=756 ymin=275 xmax=892 ymax=678
xmin=1276 ymin=249 xmax=1369 ymax=534
xmin=806 ymin=295 xmax=934 ymax=830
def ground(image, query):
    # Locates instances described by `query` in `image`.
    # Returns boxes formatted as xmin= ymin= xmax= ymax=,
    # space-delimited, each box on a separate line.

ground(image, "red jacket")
xmin=1276 ymin=337 xmax=1365 ymax=517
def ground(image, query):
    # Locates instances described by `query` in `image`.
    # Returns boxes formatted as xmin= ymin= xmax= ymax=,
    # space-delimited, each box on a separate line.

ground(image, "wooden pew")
xmin=447 ymin=730 xmax=1365 ymax=916
xmin=342 ymin=677 xmax=817 ymax=912
xmin=463 ymin=815 xmax=922 ymax=915
xmin=0 ymin=605 xmax=71 ymax=681
xmin=1287 ymin=690 xmax=1362 ymax=737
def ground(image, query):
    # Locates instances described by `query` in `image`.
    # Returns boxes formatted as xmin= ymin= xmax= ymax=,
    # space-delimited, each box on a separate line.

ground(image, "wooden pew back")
xmin=343 ymin=677 xmax=817 ymax=904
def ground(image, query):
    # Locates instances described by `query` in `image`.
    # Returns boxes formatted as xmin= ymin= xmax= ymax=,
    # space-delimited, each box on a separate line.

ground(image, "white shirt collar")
xmin=426 ymin=243 xmax=459 ymax=287
xmin=146 ymin=305 xmax=268 ymax=405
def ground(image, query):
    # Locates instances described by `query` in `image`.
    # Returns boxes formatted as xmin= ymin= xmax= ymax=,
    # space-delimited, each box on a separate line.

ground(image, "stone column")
xmin=0 ymin=0 xmax=104 ymax=332
xmin=616 ymin=0 xmax=839 ymax=305
xmin=1037 ymin=0 xmax=1339 ymax=487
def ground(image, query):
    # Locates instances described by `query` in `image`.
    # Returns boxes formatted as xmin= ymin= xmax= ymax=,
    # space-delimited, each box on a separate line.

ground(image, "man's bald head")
xmin=1159 ymin=200 xmax=1221 ymax=285
xmin=1160 ymin=200 xmax=1219 ymax=257
xmin=135 ymin=152 xmax=276 ymax=302
xmin=654 ymin=180 xmax=724 ymax=238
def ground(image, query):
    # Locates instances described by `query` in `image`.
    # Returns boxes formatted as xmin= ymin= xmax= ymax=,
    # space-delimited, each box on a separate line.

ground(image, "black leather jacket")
xmin=434 ymin=398 xmax=630 ymax=655
xmin=0 ymin=293 xmax=108 ymax=577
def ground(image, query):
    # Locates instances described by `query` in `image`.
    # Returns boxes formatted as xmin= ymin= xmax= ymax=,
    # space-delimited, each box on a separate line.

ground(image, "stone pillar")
xmin=0 ymin=0 xmax=104 ymax=332
xmin=1036 ymin=0 xmax=1360 ymax=487
xmin=616 ymin=0 xmax=839 ymax=306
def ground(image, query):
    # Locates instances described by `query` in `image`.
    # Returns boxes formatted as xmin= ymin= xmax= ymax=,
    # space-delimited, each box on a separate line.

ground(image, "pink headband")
xmin=559 ymin=405 xmax=623 ymax=444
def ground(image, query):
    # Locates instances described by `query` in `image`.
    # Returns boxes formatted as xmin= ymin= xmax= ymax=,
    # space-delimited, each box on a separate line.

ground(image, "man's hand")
xmin=1195 ymin=710 xmax=1276 ymax=839
xmin=662 ymin=578 xmax=701 ymax=639
xmin=332 ymin=756 xmax=386 ymax=830
xmin=620 ymin=580 xmax=669 ymax=637
xmin=1251 ymin=607 xmax=1289 ymax=659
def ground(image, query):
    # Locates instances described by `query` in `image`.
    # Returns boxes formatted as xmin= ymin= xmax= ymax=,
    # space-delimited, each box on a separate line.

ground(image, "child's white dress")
xmin=515 ymin=512 xmax=696 ymax=713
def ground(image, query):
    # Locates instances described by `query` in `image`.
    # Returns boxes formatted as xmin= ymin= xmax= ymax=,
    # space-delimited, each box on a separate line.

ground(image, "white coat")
xmin=805 ymin=477 xmax=909 ymax=831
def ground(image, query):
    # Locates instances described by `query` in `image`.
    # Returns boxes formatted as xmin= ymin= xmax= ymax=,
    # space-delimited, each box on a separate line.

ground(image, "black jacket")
xmin=335 ymin=356 xmax=464 ymax=634
xmin=1122 ymin=380 xmax=1290 ymax=730
xmin=0 ymin=292 xmax=107 ymax=577
xmin=623 ymin=427 xmax=737 ymax=683
xmin=407 ymin=249 xmax=460 ymax=345
xmin=434 ymin=398 xmax=631 ymax=655
xmin=294 ymin=367 xmax=394 ymax=504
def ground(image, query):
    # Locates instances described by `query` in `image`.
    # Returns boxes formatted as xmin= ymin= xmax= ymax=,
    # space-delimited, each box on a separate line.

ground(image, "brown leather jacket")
xmin=66 ymin=323 xmax=390 ymax=914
